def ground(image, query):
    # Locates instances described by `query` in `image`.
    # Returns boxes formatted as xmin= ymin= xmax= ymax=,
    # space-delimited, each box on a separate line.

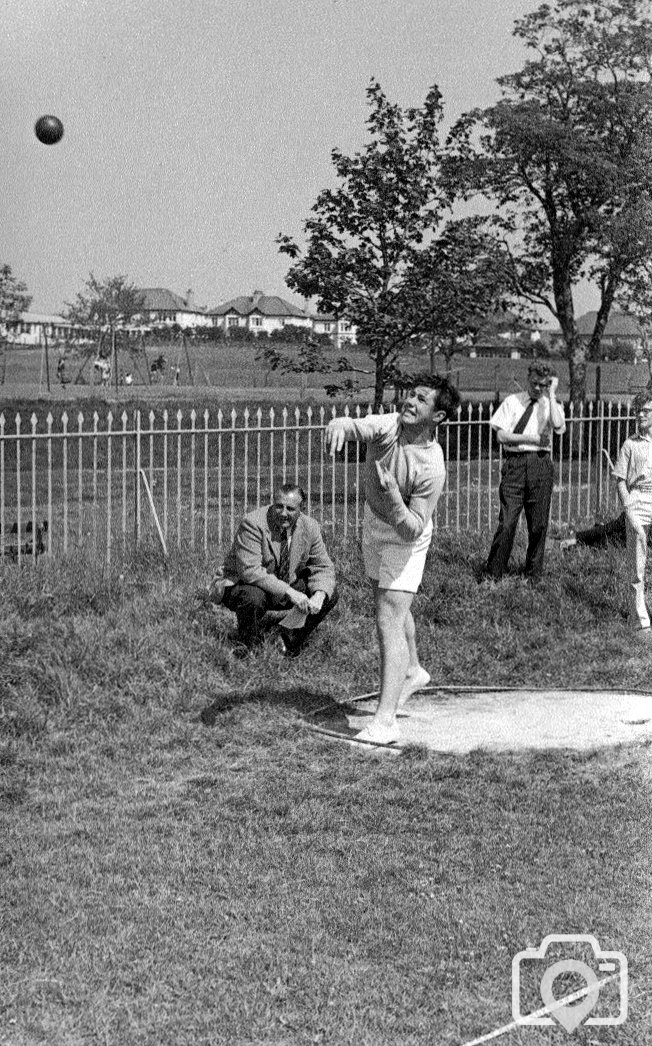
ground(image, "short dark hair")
xmin=528 ymin=360 xmax=557 ymax=381
xmin=632 ymin=390 xmax=652 ymax=413
xmin=404 ymin=373 xmax=461 ymax=421
xmin=274 ymin=482 xmax=306 ymax=504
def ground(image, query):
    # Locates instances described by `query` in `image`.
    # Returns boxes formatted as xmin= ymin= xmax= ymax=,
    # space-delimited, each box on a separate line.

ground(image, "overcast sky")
xmin=3 ymin=0 xmax=574 ymax=318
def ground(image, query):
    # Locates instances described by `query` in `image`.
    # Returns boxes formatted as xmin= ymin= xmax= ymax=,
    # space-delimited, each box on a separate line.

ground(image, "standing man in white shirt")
xmin=485 ymin=361 xmax=566 ymax=584
xmin=612 ymin=391 xmax=652 ymax=638
xmin=326 ymin=374 xmax=460 ymax=746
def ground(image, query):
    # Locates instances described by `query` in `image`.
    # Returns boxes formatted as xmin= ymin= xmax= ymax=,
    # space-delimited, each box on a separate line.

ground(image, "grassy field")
xmin=1 ymin=340 xmax=649 ymax=405
xmin=1 ymin=531 xmax=651 ymax=1045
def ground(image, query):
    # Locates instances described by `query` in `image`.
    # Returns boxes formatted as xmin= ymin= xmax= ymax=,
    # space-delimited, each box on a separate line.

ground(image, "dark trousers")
xmin=486 ymin=452 xmax=554 ymax=580
xmin=222 ymin=576 xmax=339 ymax=650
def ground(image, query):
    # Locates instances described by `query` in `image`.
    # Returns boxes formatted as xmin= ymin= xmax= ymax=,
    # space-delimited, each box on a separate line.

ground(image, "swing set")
xmin=72 ymin=327 xmax=199 ymax=389
xmin=0 ymin=325 xmax=206 ymax=392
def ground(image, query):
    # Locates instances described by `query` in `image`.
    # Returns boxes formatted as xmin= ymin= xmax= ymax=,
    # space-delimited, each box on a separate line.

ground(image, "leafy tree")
xmin=65 ymin=274 xmax=145 ymax=330
xmin=277 ymin=81 xmax=449 ymax=410
xmin=401 ymin=217 xmax=521 ymax=374
xmin=276 ymin=83 xmax=518 ymax=409
xmin=0 ymin=264 xmax=32 ymax=324
xmin=618 ymin=268 xmax=652 ymax=382
xmin=446 ymin=0 xmax=652 ymax=406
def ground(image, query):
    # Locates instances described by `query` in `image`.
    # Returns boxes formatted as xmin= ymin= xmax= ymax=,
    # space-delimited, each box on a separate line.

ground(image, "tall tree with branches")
xmin=277 ymin=81 xmax=450 ymax=411
xmin=65 ymin=274 xmax=145 ymax=331
xmin=446 ymin=0 xmax=652 ymax=406
xmin=277 ymin=83 xmax=517 ymax=409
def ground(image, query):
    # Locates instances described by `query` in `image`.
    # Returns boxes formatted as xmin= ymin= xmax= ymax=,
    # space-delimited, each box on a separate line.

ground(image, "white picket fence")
xmin=0 ymin=401 xmax=635 ymax=564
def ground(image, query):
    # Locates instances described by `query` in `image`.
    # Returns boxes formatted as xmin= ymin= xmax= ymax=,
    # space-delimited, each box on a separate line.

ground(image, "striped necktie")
xmin=278 ymin=530 xmax=290 ymax=582
xmin=513 ymin=398 xmax=536 ymax=435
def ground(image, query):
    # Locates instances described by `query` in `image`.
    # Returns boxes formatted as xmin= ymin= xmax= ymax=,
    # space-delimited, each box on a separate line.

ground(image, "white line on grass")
xmin=460 ymin=971 xmax=622 ymax=1046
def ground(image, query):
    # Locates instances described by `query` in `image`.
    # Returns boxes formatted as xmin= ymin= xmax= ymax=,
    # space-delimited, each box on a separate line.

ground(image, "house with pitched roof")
xmin=310 ymin=313 xmax=357 ymax=349
xmin=548 ymin=311 xmax=643 ymax=360
xmin=209 ymin=290 xmax=359 ymax=347
xmin=209 ymin=290 xmax=311 ymax=336
xmin=135 ymin=288 xmax=212 ymax=329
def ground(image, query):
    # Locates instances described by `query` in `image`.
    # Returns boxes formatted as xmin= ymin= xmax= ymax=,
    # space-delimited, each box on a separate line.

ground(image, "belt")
xmin=505 ymin=450 xmax=550 ymax=458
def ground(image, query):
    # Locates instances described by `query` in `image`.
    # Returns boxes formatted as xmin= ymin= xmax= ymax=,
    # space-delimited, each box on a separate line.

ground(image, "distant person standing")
xmin=612 ymin=391 xmax=652 ymax=639
xmin=57 ymin=356 xmax=65 ymax=385
xmin=484 ymin=361 xmax=566 ymax=584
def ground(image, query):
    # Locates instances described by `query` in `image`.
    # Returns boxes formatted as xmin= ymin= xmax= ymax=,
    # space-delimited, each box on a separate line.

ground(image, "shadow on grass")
xmin=199 ymin=685 xmax=358 ymax=727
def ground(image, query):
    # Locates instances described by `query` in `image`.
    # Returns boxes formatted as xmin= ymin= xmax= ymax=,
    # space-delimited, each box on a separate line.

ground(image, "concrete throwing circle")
xmin=307 ymin=686 xmax=652 ymax=753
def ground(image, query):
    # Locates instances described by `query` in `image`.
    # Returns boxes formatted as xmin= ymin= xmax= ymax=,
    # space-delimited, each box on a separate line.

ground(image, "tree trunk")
xmin=373 ymin=342 xmax=384 ymax=412
xmin=552 ymin=268 xmax=586 ymax=407
xmin=445 ymin=338 xmax=455 ymax=376
xmin=567 ymin=341 xmax=588 ymax=411
xmin=586 ymin=283 xmax=617 ymax=375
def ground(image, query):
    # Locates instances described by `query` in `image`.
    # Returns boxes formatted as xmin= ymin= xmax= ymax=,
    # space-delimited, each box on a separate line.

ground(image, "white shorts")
xmin=361 ymin=504 xmax=433 ymax=592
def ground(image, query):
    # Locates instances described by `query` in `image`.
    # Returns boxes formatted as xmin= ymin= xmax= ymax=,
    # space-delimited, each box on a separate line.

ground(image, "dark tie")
xmin=513 ymin=399 xmax=536 ymax=435
xmin=278 ymin=531 xmax=290 ymax=582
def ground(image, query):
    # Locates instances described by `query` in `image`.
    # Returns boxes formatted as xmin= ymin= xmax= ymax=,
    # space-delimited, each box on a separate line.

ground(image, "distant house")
xmin=135 ymin=288 xmax=212 ymax=329
xmin=208 ymin=290 xmax=311 ymax=337
xmin=208 ymin=290 xmax=359 ymax=347
xmin=467 ymin=311 xmax=541 ymax=360
xmin=2 ymin=311 xmax=91 ymax=346
xmin=548 ymin=311 xmax=643 ymax=360
xmin=310 ymin=313 xmax=357 ymax=349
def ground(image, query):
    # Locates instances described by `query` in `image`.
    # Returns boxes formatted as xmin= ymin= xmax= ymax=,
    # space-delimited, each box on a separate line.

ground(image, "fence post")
xmin=134 ymin=409 xmax=142 ymax=547
xmin=15 ymin=413 xmax=22 ymax=566
xmin=46 ymin=412 xmax=53 ymax=555
xmin=0 ymin=413 xmax=5 ymax=559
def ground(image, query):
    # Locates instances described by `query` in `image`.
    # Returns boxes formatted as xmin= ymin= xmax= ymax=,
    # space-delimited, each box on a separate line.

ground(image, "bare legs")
xmin=398 ymin=606 xmax=431 ymax=709
xmin=404 ymin=606 xmax=419 ymax=673
xmin=355 ymin=582 xmax=429 ymax=744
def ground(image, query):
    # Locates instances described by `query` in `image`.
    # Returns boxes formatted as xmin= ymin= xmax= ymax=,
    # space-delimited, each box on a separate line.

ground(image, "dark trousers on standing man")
xmin=486 ymin=451 xmax=554 ymax=581
xmin=222 ymin=575 xmax=339 ymax=652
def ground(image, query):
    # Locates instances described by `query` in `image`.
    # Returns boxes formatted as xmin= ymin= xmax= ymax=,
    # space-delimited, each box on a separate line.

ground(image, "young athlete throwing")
xmin=326 ymin=375 xmax=460 ymax=745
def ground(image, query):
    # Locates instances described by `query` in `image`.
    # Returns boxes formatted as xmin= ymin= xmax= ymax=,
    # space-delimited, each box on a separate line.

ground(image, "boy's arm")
xmin=614 ymin=444 xmax=644 ymax=533
xmin=616 ymin=479 xmax=631 ymax=509
xmin=548 ymin=376 xmax=566 ymax=434
xmin=618 ymin=478 xmax=645 ymax=535
xmin=495 ymin=427 xmax=541 ymax=448
xmin=375 ymin=462 xmax=442 ymax=541
xmin=325 ymin=413 xmax=391 ymax=454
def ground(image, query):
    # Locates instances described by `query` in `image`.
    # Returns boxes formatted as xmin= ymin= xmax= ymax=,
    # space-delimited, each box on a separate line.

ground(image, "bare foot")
xmin=354 ymin=722 xmax=400 ymax=746
xmin=397 ymin=667 xmax=431 ymax=711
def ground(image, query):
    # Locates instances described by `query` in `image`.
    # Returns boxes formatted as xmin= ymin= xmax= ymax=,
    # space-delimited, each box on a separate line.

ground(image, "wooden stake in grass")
xmin=139 ymin=468 xmax=168 ymax=558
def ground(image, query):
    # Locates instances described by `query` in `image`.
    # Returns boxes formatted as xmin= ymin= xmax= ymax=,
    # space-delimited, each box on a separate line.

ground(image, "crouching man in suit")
xmin=215 ymin=483 xmax=338 ymax=656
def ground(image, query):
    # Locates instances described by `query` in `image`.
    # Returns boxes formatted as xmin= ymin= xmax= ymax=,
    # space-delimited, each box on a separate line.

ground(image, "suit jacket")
xmin=221 ymin=506 xmax=336 ymax=599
